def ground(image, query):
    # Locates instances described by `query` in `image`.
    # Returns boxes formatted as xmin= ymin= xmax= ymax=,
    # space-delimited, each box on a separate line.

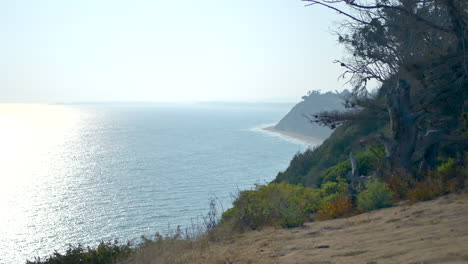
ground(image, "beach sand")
xmin=262 ymin=125 xmax=323 ymax=146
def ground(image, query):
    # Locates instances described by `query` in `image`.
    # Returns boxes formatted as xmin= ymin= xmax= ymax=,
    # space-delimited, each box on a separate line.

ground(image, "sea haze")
xmin=0 ymin=102 xmax=313 ymax=264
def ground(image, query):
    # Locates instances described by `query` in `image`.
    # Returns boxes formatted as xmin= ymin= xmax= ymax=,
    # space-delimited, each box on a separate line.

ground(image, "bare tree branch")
xmin=303 ymin=0 xmax=370 ymax=24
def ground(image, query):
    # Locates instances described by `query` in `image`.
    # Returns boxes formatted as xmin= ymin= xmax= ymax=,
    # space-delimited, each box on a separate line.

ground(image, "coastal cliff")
xmin=273 ymin=91 xmax=347 ymax=140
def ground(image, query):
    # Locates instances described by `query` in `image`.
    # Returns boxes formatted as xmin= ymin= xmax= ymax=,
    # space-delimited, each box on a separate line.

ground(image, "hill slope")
xmin=127 ymin=192 xmax=468 ymax=264
xmin=212 ymin=193 xmax=468 ymax=264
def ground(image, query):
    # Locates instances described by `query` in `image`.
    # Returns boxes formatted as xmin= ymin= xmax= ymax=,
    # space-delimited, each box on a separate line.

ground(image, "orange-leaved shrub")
xmin=317 ymin=196 xmax=353 ymax=220
xmin=407 ymin=179 xmax=442 ymax=201
xmin=385 ymin=172 xmax=411 ymax=200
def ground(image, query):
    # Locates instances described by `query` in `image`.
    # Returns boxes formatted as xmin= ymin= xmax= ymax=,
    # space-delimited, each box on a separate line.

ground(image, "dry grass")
xmin=123 ymin=192 xmax=468 ymax=264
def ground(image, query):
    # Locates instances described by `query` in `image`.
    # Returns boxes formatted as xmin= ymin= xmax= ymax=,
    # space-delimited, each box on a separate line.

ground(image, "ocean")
xmin=0 ymin=103 xmax=314 ymax=263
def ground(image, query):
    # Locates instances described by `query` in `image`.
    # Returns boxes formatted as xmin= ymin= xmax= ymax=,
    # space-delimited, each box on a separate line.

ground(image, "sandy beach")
xmin=262 ymin=125 xmax=323 ymax=147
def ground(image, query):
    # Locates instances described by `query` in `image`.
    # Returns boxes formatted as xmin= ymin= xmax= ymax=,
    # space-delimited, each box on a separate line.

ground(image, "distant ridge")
xmin=274 ymin=90 xmax=347 ymax=140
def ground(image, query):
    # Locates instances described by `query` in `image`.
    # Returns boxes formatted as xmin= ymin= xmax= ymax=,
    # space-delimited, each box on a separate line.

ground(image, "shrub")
xmin=305 ymin=180 xmax=349 ymax=213
xmin=220 ymin=183 xmax=315 ymax=231
xmin=278 ymin=203 xmax=306 ymax=228
xmin=321 ymin=160 xmax=351 ymax=183
xmin=438 ymin=158 xmax=455 ymax=170
xmin=434 ymin=160 xmax=467 ymax=193
xmin=384 ymin=172 xmax=411 ymax=200
xmin=317 ymin=196 xmax=353 ymax=220
xmin=221 ymin=181 xmax=353 ymax=231
xmin=27 ymin=240 xmax=133 ymax=264
xmin=439 ymin=167 xmax=467 ymax=193
xmin=407 ymin=165 xmax=467 ymax=202
xmin=357 ymin=179 xmax=394 ymax=212
xmin=407 ymin=181 xmax=440 ymax=201
xmin=320 ymin=146 xmax=385 ymax=184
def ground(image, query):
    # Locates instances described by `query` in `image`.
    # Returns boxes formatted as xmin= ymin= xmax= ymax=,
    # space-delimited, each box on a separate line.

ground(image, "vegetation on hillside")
xmin=228 ymin=0 xmax=467 ymax=232
xmin=27 ymin=0 xmax=467 ymax=262
xmin=26 ymin=241 xmax=133 ymax=264
xmin=274 ymin=121 xmax=386 ymax=186
xmin=277 ymin=0 xmax=466 ymax=187
xmin=220 ymin=181 xmax=350 ymax=230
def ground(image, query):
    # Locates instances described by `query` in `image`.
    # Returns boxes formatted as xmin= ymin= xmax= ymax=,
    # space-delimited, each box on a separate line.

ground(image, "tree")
xmin=306 ymin=0 xmax=467 ymax=174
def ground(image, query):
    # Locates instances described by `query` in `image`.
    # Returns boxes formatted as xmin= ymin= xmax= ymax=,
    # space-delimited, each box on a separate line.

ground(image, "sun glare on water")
xmin=0 ymin=104 xmax=80 ymax=212
xmin=0 ymin=104 xmax=82 ymax=185
xmin=0 ymin=104 xmax=89 ymax=263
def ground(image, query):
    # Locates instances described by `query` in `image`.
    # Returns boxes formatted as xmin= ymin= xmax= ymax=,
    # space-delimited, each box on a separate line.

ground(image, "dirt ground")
xmin=210 ymin=193 xmax=468 ymax=264
xmin=127 ymin=193 xmax=468 ymax=264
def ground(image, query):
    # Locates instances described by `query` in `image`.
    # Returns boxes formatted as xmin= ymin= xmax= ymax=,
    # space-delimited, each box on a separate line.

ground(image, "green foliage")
xmin=221 ymin=181 xmax=352 ymax=231
xmin=357 ymin=179 xmax=394 ymax=212
xmin=438 ymin=158 xmax=455 ymax=171
xmin=306 ymin=181 xmax=349 ymax=213
xmin=320 ymin=146 xmax=384 ymax=184
xmin=306 ymin=181 xmax=352 ymax=220
xmin=355 ymin=146 xmax=385 ymax=176
xmin=274 ymin=121 xmax=386 ymax=187
xmin=27 ymin=240 xmax=133 ymax=264
xmin=220 ymin=183 xmax=316 ymax=231
xmin=321 ymin=160 xmax=351 ymax=183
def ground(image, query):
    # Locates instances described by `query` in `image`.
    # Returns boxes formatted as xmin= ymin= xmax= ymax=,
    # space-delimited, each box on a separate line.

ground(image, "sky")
xmin=1 ymin=0 xmax=347 ymax=103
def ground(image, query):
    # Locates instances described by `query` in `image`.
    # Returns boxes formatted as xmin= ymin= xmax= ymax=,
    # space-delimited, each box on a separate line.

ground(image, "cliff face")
xmin=275 ymin=91 xmax=346 ymax=140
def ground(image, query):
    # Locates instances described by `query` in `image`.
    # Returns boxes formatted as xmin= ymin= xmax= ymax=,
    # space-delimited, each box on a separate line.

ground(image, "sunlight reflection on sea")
xmin=0 ymin=103 xmax=310 ymax=263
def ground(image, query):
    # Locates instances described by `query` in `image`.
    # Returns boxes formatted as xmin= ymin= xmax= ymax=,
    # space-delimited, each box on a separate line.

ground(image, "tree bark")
xmin=418 ymin=130 xmax=441 ymax=172
xmin=385 ymin=79 xmax=420 ymax=173
xmin=444 ymin=0 xmax=467 ymax=55
xmin=349 ymin=152 xmax=359 ymax=179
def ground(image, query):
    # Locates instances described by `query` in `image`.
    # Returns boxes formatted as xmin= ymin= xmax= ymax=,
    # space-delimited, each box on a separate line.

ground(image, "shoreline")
xmin=262 ymin=125 xmax=323 ymax=147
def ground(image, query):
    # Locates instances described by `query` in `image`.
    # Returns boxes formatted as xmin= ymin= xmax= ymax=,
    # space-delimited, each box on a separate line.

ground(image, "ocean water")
xmin=0 ymin=103 xmax=313 ymax=264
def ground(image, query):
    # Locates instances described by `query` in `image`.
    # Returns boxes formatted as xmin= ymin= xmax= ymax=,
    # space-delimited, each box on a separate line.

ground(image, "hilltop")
xmin=271 ymin=90 xmax=346 ymax=141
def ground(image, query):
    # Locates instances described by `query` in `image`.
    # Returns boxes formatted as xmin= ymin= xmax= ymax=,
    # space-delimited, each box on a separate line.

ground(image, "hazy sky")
xmin=1 ymin=0 xmax=347 ymax=103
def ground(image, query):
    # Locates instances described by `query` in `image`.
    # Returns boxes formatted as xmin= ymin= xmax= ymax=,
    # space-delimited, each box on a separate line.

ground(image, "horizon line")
xmin=0 ymin=100 xmax=301 ymax=105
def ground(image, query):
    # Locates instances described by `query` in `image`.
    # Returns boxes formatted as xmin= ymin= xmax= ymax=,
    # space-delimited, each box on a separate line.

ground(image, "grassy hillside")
xmin=28 ymin=192 xmax=468 ymax=264
xmin=34 ymin=192 xmax=468 ymax=264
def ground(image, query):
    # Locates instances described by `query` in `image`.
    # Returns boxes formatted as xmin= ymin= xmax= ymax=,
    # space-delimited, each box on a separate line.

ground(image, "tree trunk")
xmin=418 ymin=130 xmax=441 ymax=172
xmin=445 ymin=0 xmax=467 ymax=55
xmin=349 ymin=152 xmax=358 ymax=179
xmin=385 ymin=79 xmax=420 ymax=173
